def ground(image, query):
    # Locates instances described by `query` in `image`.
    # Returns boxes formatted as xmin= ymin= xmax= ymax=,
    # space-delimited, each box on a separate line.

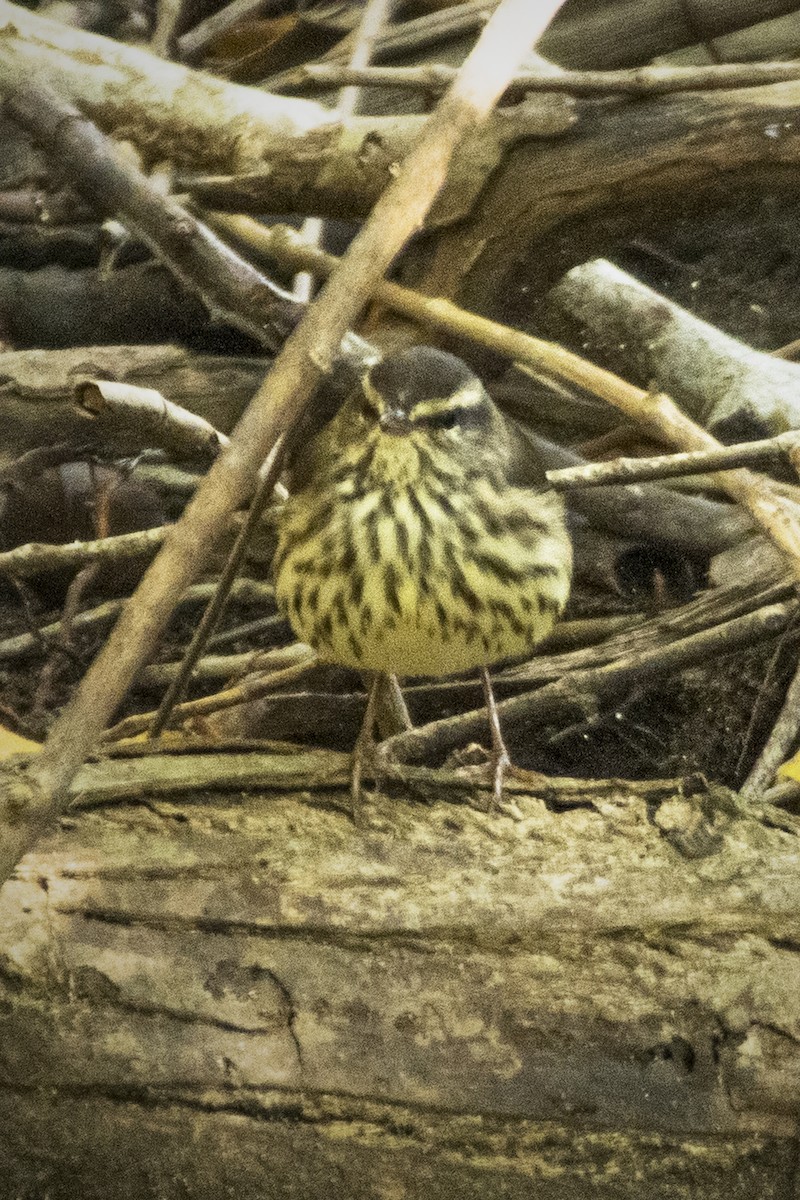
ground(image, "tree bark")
xmin=0 ymin=770 xmax=797 ymax=1197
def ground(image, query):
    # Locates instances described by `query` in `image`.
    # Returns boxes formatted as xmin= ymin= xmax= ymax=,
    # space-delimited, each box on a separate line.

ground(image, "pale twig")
xmin=741 ymin=651 xmax=800 ymax=800
xmin=178 ymin=0 xmax=287 ymax=63
xmin=286 ymin=60 xmax=800 ymax=99
xmin=12 ymin=0 xmax=571 ymax=888
xmin=211 ymin=216 xmax=800 ymax=580
xmin=74 ymin=379 xmax=229 ymax=462
xmin=150 ymin=0 xmax=185 ymax=57
xmin=0 ymin=578 xmax=276 ymax=664
xmin=384 ymin=602 xmax=796 ymax=766
xmin=546 ymin=432 xmax=800 ymax=490
xmin=0 ymin=526 xmax=170 ymax=579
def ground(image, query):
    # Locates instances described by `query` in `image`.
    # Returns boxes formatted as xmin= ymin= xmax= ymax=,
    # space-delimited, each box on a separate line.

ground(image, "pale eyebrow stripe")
xmin=411 ymin=381 xmax=485 ymax=420
xmin=361 ymin=375 xmax=386 ymax=414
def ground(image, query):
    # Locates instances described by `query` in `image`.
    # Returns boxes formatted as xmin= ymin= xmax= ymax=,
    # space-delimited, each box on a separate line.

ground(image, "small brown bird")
xmin=274 ymin=346 xmax=572 ymax=806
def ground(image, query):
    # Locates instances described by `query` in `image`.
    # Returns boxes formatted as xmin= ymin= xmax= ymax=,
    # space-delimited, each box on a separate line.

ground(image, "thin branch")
xmin=0 ymin=525 xmax=170 ymax=579
xmin=105 ymin=648 xmax=318 ymax=741
xmin=741 ymin=653 xmax=800 ymax=801
xmin=286 ymin=60 xmax=800 ymax=99
xmin=178 ymin=0 xmax=287 ymax=63
xmin=0 ymin=578 xmax=276 ymax=664
xmin=3 ymin=83 xmax=299 ymax=353
xmin=10 ymin=0 xmax=571 ymax=888
xmin=148 ymin=435 xmax=286 ymax=737
xmin=546 ymin=432 xmax=800 ymax=490
xmin=150 ymin=0 xmax=185 ymax=58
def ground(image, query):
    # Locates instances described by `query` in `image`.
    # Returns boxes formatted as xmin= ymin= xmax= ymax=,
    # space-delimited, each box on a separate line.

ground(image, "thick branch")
xmin=0 ymin=0 xmax=331 ymax=171
xmin=551 ymin=259 xmax=800 ymax=435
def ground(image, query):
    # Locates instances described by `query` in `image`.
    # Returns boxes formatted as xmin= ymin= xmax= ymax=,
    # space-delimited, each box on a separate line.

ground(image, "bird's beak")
xmin=379 ymin=408 xmax=412 ymax=436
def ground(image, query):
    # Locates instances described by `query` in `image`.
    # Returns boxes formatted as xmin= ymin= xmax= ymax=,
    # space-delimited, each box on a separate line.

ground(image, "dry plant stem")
xmin=213 ymin=216 xmax=800 ymax=577
xmin=149 ymin=435 xmax=286 ymax=737
xmin=0 ymin=525 xmax=170 ymax=579
xmin=139 ymin=648 xmax=302 ymax=687
xmin=337 ymin=0 xmax=394 ymax=117
xmin=0 ymin=579 xmax=276 ymax=664
xmin=480 ymin=665 xmax=510 ymax=812
xmin=104 ymin=650 xmax=318 ymax=742
xmin=3 ymin=84 xmax=298 ymax=354
xmin=74 ymin=380 xmax=229 ymax=463
xmin=741 ymin=655 xmax=800 ymax=799
xmin=12 ymin=0 xmax=570 ymax=874
xmin=384 ymin=601 xmax=796 ymax=765
xmin=178 ymin=0 xmax=287 ymax=63
xmin=264 ymin=0 xmax=499 ymax=86
xmin=547 ymin=433 xmax=800 ymax=490
xmin=150 ymin=0 xmax=184 ymax=57
xmin=292 ymin=60 xmax=800 ymax=98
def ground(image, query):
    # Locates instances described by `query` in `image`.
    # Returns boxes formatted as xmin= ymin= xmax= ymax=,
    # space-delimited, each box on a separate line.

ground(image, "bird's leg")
xmin=380 ymin=673 xmax=413 ymax=734
xmin=351 ymin=672 xmax=380 ymax=818
xmin=480 ymin=664 xmax=511 ymax=812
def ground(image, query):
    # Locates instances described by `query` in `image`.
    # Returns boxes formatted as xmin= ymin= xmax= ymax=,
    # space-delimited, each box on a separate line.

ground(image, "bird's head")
xmin=339 ymin=347 xmax=509 ymax=487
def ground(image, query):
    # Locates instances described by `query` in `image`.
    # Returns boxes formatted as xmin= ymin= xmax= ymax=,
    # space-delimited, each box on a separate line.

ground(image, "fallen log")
xmin=0 ymin=763 xmax=797 ymax=1198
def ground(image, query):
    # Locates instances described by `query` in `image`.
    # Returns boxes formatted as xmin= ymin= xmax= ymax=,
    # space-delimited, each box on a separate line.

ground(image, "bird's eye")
xmin=431 ymin=410 xmax=460 ymax=430
xmin=360 ymin=398 xmax=375 ymax=420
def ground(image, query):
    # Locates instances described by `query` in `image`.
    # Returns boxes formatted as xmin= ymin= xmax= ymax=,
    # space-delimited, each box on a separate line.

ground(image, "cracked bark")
xmin=0 ymin=778 xmax=798 ymax=1198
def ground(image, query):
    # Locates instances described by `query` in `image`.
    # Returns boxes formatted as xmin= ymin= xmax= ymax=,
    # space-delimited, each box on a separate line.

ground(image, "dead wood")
xmin=0 ymin=770 xmax=798 ymax=1198
xmin=3 ymin=83 xmax=298 ymax=354
xmin=0 ymin=0 xmax=332 ymax=171
xmin=550 ymin=259 xmax=800 ymax=435
xmin=0 ymin=344 xmax=267 ymax=459
xmin=406 ymin=79 xmax=800 ymax=306
xmin=2 ymin=0 xmax=571 ymax=891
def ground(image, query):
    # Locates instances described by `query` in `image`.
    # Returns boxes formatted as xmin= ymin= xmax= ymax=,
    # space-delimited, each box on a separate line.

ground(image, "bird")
xmin=273 ymin=345 xmax=572 ymax=810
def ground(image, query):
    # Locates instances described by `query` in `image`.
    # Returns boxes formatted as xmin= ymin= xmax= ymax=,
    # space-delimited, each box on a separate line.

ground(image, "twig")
xmin=148 ymin=435 xmax=286 ymax=737
xmin=210 ymin=217 xmax=800 ymax=576
xmin=10 ymin=0 xmax=571 ymax=887
xmin=105 ymin=648 xmax=318 ymax=741
xmin=138 ymin=647 xmax=303 ymax=688
xmin=178 ymin=0 xmax=287 ymax=63
xmin=0 ymin=525 xmax=170 ymax=579
xmin=3 ymin=83 xmax=299 ymax=354
xmin=546 ymin=432 xmax=800 ymax=490
xmin=150 ymin=0 xmax=185 ymax=58
xmin=74 ymin=379 xmax=229 ymax=462
xmin=285 ymin=60 xmax=800 ymax=99
xmin=0 ymin=578 xmax=276 ymax=664
xmin=262 ymin=0 xmax=499 ymax=88
xmin=741 ymin=651 xmax=800 ymax=800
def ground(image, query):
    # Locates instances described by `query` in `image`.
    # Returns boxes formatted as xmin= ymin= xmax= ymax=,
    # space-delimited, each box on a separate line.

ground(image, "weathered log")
xmin=0 ymin=763 xmax=798 ymax=1198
